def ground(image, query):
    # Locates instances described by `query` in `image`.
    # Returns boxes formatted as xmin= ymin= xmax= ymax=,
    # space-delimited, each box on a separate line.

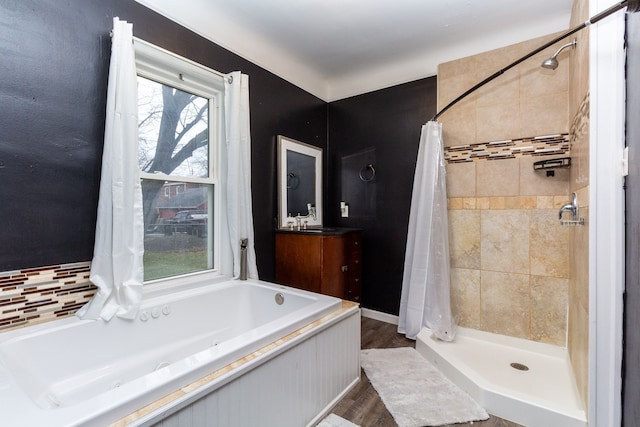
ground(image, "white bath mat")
xmin=361 ymin=347 xmax=489 ymax=427
xmin=317 ymin=413 xmax=360 ymax=427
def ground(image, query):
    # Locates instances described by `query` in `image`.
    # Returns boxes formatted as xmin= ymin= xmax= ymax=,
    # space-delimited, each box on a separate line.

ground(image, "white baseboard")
xmin=361 ymin=308 xmax=399 ymax=325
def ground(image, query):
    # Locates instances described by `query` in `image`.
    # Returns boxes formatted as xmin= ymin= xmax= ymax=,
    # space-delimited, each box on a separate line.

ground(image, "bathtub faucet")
xmin=239 ymin=238 xmax=248 ymax=280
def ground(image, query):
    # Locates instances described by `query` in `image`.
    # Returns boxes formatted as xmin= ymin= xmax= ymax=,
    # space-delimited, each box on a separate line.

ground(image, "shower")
xmin=541 ymin=38 xmax=577 ymax=70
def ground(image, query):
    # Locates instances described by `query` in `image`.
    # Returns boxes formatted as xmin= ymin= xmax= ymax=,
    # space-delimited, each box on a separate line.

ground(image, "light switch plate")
xmin=340 ymin=202 xmax=349 ymax=217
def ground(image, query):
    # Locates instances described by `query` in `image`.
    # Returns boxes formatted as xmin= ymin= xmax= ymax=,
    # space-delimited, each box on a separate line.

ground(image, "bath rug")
xmin=317 ymin=413 xmax=360 ymax=427
xmin=360 ymin=347 xmax=489 ymax=427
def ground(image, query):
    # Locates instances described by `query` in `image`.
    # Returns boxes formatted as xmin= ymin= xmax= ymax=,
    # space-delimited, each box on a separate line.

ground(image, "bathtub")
xmin=0 ymin=279 xmax=358 ymax=426
xmin=416 ymin=326 xmax=587 ymax=427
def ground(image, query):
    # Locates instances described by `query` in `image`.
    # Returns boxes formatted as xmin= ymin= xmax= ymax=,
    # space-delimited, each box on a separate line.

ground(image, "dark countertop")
xmin=275 ymin=227 xmax=362 ymax=236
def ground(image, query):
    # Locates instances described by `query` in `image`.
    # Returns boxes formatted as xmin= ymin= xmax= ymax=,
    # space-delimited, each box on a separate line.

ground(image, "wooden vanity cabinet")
xmin=275 ymin=229 xmax=362 ymax=302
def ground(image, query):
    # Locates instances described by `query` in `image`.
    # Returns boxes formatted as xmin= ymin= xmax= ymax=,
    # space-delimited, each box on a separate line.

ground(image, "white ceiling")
xmin=134 ymin=0 xmax=574 ymax=101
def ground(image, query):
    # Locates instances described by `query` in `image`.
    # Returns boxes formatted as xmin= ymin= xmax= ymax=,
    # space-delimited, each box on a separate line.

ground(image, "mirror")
xmin=277 ymin=135 xmax=323 ymax=229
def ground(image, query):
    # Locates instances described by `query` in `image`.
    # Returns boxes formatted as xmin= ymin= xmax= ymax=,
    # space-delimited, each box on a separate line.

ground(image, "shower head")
xmin=541 ymin=57 xmax=560 ymax=70
xmin=541 ymin=38 xmax=577 ymax=70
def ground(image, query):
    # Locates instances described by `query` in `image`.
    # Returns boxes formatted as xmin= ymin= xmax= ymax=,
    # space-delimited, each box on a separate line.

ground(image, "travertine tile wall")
xmin=439 ymin=31 xmax=575 ymax=346
xmin=567 ymin=0 xmax=590 ymax=412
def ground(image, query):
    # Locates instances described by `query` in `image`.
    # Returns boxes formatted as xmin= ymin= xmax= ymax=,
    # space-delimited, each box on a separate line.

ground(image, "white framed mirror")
xmin=277 ymin=135 xmax=323 ymax=229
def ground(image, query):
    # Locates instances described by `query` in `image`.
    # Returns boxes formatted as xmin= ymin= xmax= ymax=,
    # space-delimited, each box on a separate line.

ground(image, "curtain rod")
xmin=431 ymin=0 xmax=640 ymax=122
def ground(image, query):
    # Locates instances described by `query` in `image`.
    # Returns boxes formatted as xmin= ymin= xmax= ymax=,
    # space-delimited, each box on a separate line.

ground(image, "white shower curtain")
xmin=398 ymin=121 xmax=456 ymax=341
xmin=77 ymin=18 xmax=144 ymax=321
xmin=224 ymin=71 xmax=259 ymax=279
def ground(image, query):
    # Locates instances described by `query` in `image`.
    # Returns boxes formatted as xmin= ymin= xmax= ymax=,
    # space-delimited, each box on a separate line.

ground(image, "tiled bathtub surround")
xmin=0 ymin=262 xmax=96 ymax=331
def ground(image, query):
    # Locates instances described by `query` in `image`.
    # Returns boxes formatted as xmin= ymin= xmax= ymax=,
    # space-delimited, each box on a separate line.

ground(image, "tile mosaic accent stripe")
xmin=570 ymin=93 xmax=589 ymax=146
xmin=0 ymin=261 xmax=96 ymax=332
xmin=445 ymin=133 xmax=570 ymax=164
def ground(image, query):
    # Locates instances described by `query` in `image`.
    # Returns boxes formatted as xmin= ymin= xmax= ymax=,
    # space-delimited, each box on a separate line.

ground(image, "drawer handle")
xmin=341 ymin=265 xmax=348 ymax=272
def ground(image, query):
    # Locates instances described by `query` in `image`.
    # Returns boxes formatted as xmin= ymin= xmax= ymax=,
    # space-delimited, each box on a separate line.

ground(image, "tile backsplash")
xmin=0 ymin=262 xmax=96 ymax=332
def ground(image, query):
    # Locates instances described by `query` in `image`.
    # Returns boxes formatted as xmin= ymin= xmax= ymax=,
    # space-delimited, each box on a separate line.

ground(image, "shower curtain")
xmin=224 ymin=71 xmax=259 ymax=279
xmin=398 ymin=121 xmax=456 ymax=341
xmin=77 ymin=18 xmax=144 ymax=321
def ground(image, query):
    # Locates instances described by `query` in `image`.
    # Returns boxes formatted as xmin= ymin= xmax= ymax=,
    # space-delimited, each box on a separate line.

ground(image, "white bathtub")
xmin=0 ymin=279 xmax=348 ymax=426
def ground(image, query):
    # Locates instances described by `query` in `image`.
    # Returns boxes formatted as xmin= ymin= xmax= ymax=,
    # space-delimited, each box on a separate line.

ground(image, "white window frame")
xmin=134 ymin=38 xmax=227 ymax=290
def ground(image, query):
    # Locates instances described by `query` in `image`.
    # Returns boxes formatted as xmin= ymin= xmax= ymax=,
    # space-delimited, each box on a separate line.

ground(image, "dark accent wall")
xmin=0 ymin=0 xmax=327 ymax=280
xmin=623 ymin=11 xmax=640 ymax=426
xmin=0 ymin=0 xmax=437 ymax=316
xmin=328 ymin=78 xmax=438 ymax=315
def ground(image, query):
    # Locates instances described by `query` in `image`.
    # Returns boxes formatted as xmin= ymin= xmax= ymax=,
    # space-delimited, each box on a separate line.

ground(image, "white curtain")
xmin=77 ymin=18 xmax=144 ymax=321
xmin=224 ymin=72 xmax=259 ymax=279
xmin=398 ymin=121 xmax=456 ymax=341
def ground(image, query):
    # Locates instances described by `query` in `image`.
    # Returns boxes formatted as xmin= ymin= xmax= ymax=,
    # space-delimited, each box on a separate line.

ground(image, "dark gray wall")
xmin=0 ymin=0 xmax=437 ymax=317
xmin=624 ymin=11 xmax=640 ymax=426
xmin=0 ymin=0 xmax=327 ymax=280
xmin=328 ymin=78 xmax=438 ymax=315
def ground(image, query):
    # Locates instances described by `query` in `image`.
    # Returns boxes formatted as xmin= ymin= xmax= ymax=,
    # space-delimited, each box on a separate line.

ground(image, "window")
xmin=134 ymin=40 xmax=224 ymax=282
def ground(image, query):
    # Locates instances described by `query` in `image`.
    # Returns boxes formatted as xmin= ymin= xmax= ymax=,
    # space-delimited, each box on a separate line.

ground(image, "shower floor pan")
xmin=416 ymin=327 xmax=587 ymax=427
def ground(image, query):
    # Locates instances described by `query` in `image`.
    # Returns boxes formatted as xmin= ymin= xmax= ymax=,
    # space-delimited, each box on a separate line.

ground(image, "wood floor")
xmin=330 ymin=316 xmax=523 ymax=427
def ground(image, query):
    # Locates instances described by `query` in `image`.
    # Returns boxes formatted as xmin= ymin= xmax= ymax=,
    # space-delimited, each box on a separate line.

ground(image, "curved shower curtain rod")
xmin=431 ymin=0 xmax=640 ymax=122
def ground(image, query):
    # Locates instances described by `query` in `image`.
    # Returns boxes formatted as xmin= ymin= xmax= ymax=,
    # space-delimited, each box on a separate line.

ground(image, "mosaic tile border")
xmin=445 ymin=133 xmax=570 ymax=163
xmin=570 ymin=93 xmax=589 ymax=146
xmin=0 ymin=261 xmax=96 ymax=332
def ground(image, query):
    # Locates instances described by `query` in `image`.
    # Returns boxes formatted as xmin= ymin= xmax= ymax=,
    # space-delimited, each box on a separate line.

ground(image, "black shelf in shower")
xmin=533 ymin=157 xmax=571 ymax=177
xmin=533 ymin=157 xmax=571 ymax=170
